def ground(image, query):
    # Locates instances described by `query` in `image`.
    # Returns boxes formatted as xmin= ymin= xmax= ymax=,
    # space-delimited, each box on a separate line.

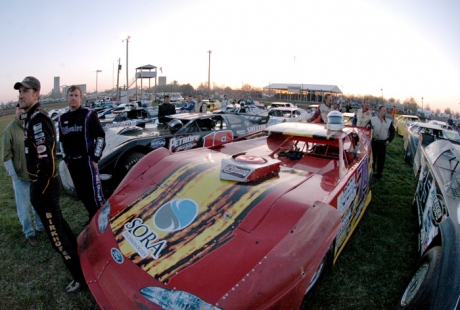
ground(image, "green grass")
xmin=0 ymin=112 xmax=419 ymax=309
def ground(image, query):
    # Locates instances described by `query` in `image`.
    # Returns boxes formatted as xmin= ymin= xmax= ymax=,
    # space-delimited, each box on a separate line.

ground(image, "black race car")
xmin=94 ymin=113 xmax=268 ymax=195
xmin=397 ymin=139 xmax=460 ymax=309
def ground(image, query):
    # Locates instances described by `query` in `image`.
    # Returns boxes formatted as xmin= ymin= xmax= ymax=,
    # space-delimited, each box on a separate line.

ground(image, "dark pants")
xmin=31 ymin=176 xmax=85 ymax=283
xmin=67 ymin=156 xmax=105 ymax=220
xmin=372 ymin=140 xmax=387 ymax=178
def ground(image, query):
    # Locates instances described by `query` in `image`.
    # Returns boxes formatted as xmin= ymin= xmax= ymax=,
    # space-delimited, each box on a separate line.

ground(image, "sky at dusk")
xmin=1 ymin=0 xmax=459 ymax=113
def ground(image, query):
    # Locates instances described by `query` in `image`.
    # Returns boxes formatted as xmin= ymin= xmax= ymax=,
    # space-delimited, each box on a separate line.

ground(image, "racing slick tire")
xmin=396 ymin=246 xmax=441 ymax=309
xmin=306 ymin=244 xmax=334 ymax=294
xmin=59 ymin=160 xmax=77 ymax=196
xmin=114 ymin=151 xmax=145 ymax=185
xmin=404 ymin=151 xmax=411 ymax=164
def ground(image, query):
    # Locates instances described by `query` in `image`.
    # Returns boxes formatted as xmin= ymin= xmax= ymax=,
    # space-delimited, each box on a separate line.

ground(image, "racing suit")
xmin=58 ymin=106 xmax=105 ymax=219
xmin=23 ymin=103 xmax=85 ymax=284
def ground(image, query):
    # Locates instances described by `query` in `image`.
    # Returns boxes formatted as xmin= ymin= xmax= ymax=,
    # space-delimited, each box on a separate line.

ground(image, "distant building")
xmin=158 ymin=76 xmax=167 ymax=86
xmin=53 ymin=77 xmax=60 ymax=95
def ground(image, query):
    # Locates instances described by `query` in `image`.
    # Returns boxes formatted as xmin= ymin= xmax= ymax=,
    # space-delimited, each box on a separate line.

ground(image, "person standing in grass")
xmin=58 ymin=85 xmax=106 ymax=226
xmin=368 ymin=105 xmax=395 ymax=181
xmin=14 ymin=76 xmax=86 ymax=294
xmin=1 ymin=103 xmax=45 ymax=247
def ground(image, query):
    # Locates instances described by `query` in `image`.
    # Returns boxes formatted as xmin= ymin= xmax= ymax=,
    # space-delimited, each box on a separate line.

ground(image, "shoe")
xmin=65 ymin=280 xmax=85 ymax=294
xmin=27 ymin=236 xmax=39 ymax=247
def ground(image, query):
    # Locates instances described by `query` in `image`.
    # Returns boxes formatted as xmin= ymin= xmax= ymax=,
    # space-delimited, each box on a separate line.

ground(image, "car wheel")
xmin=306 ymin=244 xmax=333 ymax=294
xmin=396 ymin=246 xmax=441 ymax=309
xmin=404 ymin=151 xmax=411 ymax=164
xmin=114 ymin=151 xmax=145 ymax=184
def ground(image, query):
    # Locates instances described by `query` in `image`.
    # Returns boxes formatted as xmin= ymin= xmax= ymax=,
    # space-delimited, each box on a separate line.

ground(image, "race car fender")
xmin=217 ymin=200 xmax=342 ymax=309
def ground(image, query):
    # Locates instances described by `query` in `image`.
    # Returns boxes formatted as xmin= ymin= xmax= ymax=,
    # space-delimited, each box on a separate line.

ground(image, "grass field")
xmin=0 ymin=112 xmax=419 ymax=309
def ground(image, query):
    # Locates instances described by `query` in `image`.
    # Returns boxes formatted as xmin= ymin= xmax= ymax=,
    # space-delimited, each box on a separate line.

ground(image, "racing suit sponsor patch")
xmin=33 ymin=123 xmax=42 ymax=133
xmin=95 ymin=137 xmax=104 ymax=157
xmin=34 ymin=132 xmax=45 ymax=139
xmin=37 ymin=145 xmax=47 ymax=154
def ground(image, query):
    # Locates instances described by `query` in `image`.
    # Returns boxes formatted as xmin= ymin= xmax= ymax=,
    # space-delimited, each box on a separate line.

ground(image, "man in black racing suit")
xmin=14 ymin=76 xmax=85 ymax=294
xmin=58 ymin=85 xmax=105 ymax=224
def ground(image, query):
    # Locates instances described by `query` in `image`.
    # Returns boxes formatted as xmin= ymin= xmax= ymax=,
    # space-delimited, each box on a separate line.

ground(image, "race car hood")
xmin=87 ymin=148 xmax=342 ymax=307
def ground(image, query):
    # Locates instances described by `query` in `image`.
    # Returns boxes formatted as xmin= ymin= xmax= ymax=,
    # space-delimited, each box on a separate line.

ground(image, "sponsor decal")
xmin=170 ymin=135 xmax=200 ymax=149
xmin=337 ymin=176 xmax=357 ymax=216
xmin=61 ymin=124 xmax=83 ymax=135
xmin=153 ymin=199 xmax=198 ymax=232
xmin=38 ymin=154 xmax=48 ymax=158
xmin=247 ymin=125 xmax=267 ymax=133
xmin=37 ymin=145 xmax=47 ymax=154
xmin=111 ymin=248 xmax=124 ymax=264
xmin=122 ymin=218 xmax=167 ymax=259
xmin=34 ymin=132 xmax=45 ymax=139
xmin=33 ymin=123 xmax=42 ymax=133
xmin=236 ymin=130 xmax=246 ymax=135
xmin=151 ymin=138 xmax=166 ymax=149
xmin=222 ymin=164 xmax=251 ymax=178
xmin=173 ymin=143 xmax=197 ymax=152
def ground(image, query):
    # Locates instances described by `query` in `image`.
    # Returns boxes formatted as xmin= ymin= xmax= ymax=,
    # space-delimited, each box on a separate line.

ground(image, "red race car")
xmin=79 ymin=117 xmax=373 ymax=309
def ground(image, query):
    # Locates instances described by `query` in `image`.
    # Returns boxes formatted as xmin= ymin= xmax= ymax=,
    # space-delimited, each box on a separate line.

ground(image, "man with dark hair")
xmin=181 ymin=95 xmax=195 ymax=112
xmin=368 ymin=105 xmax=395 ymax=181
xmin=14 ymin=76 xmax=85 ymax=293
xmin=158 ymin=95 xmax=176 ymax=123
xmin=2 ymin=103 xmax=44 ymax=246
xmin=58 ymin=85 xmax=106 ymax=224
xmin=307 ymin=94 xmax=338 ymax=123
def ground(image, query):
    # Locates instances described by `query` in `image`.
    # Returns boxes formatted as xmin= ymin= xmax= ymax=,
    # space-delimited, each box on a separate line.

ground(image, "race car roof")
xmin=265 ymin=122 xmax=350 ymax=141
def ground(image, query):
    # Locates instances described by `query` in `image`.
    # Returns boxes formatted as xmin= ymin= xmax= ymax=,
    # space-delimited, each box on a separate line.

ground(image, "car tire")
xmin=306 ymin=244 xmax=333 ymax=294
xmin=59 ymin=160 xmax=77 ymax=196
xmin=404 ymin=151 xmax=411 ymax=164
xmin=396 ymin=246 xmax=441 ymax=309
xmin=114 ymin=151 xmax=145 ymax=185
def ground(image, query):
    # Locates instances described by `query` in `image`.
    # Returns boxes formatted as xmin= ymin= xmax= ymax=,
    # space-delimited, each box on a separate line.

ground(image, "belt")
xmin=69 ymin=155 xmax=88 ymax=160
xmin=372 ymin=139 xmax=387 ymax=143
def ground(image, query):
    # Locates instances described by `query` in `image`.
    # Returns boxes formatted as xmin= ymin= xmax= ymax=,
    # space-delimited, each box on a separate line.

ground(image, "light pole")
xmin=381 ymin=88 xmax=383 ymax=101
xmin=122 ymin=35 xmax=131 ymax=93
xmin=207 ymin=50 xmax=211 ymax=98
xmin=422 ymin=97 xmax=424 ymax=117
xmin=95 ymin=70 xmax=102 ymax=99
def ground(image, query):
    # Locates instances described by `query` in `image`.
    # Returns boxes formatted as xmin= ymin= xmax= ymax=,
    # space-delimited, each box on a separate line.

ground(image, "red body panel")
xmin=79 ymin=122 xmax=373 ymax=309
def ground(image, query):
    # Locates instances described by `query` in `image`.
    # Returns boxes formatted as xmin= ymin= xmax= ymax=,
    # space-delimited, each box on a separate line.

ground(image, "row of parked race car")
xmin=54 ymin=103 xmax=460 ymax=309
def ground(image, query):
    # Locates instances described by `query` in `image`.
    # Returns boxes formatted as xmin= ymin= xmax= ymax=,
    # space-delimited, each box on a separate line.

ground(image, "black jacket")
xmin=23 ymin=103 xmax=57 ymax=194
xmin=58 ymin=106 xmax=106 ymax=162
xmin=158 ymin=103 xmax=176 ymax=123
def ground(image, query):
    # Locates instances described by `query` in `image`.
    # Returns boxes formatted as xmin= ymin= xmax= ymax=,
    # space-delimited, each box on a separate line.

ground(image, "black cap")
xmin=14 ymin=76 xmax=41 ymax=91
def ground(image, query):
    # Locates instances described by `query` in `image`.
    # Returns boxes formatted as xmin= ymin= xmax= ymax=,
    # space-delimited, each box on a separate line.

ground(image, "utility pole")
xmin=123 ymin=35 xmax=130 ymax=95
xmin=116 ymin=58 xmax=121 ymax=101
xmin=208 ymin=50 xmax=211 ymax=98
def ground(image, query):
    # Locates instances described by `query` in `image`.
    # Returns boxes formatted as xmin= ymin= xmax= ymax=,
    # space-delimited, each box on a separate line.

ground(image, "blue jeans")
xmin=12 ymin=177 xmax=44 ymax=237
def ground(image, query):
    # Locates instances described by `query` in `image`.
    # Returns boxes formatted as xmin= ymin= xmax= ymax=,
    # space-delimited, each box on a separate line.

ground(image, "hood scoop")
xmin=220 ymin=153 xmax=281 ymax=182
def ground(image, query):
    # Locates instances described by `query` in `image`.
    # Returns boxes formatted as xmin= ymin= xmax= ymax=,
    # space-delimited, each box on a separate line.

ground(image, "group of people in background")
xmin=2 ymin=76 xmax=106 ymax=294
